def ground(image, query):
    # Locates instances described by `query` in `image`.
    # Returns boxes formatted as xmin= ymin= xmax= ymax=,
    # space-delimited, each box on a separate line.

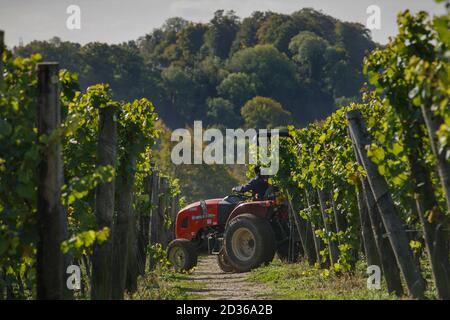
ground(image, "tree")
xmin=177 ymin=23 xmax=208 ymax=60
xmin=323 ymin=45 xmax=362 ymax=98
xmin=77 ymin=42 xmax=153 ymax=101
xmin=289 ymin=31 xmax=329 ymax=81
xmin=256 ymin=14 xmax=299 ymax=53
xmin=291 ymin=8 xmax=338 ymax=43
xmin=162 ymin=17 xmax=189 ymax=34
xmin=241 ymin=96 xmax=291 ymax=129
xmin=228 ymin=45 xmax=298 ymax=107
xmin=230 ymin=11 xmax=270 ymax=55
xmin=217 ymin=72 xmax=257 ymax=107
xmin=204 ymin=10 xmax=240 ymax=59
xmin=206 ymin=97 xmax=241 ymax=127
xmin=177 ymin=23 xmax=208 ymax=59
xmin=335 ymin=21 xmax=375 ymax=68
xmin=161 ymin=65 xmax=195 ymax=124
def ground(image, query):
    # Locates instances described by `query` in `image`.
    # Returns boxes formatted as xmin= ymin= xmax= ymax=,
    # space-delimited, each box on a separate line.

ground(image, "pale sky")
xmin=0 ymin=0 xmax=446 ymax=48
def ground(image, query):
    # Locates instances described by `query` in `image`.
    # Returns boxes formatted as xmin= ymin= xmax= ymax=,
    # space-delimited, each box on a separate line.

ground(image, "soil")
xmin=185 ymin=255 xmax=272 ymax=300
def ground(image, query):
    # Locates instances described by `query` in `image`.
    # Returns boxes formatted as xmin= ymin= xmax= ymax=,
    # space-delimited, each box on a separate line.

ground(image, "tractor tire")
xmin=277 ymin=241 xmax=301 ymax=263
xmin=167 ymin=239 xmax=198 ymax=271
xmin=224 ymin=214 xmax=276 ymax=272
xmin=217 ymin=250 xmax=235 ymax=273
xmin=264 ymin=236 xmax=277 ymax=264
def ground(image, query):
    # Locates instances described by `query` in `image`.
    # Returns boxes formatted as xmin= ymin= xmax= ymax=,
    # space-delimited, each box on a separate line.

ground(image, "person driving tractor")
xmin=232 ymin=165 xmax=269 ymax=200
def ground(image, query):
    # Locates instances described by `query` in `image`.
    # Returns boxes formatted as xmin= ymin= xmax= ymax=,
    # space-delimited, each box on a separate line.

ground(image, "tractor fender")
xmin=225 ymin=201 xmax=272 ymax=227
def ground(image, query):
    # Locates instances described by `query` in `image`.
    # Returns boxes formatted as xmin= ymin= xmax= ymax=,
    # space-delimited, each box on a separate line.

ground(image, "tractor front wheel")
xmin=224 ymin=214 xmax=275 ymax=272
xmin=167 ymin=239 xmax=198 ymax=271
xmin=217 ymin=250 xmax=235 ymax=273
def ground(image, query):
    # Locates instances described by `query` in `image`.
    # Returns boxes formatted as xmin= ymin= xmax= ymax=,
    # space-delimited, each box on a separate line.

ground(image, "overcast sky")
xmin=0 ymin=0 xmax=446 ymax=48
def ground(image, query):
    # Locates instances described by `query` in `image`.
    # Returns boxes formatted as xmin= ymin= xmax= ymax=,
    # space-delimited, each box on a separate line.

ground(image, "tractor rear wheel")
xmin=217 ymin=250 xmax=235 ymax=273
xmin=224 ymin=214 xmax=276 ymax=272
xmin=167 ymin=239 xmax=198 ymax=271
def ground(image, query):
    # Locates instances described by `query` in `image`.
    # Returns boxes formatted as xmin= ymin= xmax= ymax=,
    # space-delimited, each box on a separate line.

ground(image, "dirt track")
xmin=185 ymin=255 xmax=272 ymax=300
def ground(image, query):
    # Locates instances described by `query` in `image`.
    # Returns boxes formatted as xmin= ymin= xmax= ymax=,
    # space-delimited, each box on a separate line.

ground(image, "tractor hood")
xmin=181 ymin=198 xmax=223 ymax=211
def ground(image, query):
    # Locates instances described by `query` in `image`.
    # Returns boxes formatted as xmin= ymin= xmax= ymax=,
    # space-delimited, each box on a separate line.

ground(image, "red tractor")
xmin=166 ymin=186 xmax=300 ymax=272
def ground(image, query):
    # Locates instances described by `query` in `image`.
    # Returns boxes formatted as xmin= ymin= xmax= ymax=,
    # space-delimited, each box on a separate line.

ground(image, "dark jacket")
xmin=234 ymin=175 xmax=269 ymax=200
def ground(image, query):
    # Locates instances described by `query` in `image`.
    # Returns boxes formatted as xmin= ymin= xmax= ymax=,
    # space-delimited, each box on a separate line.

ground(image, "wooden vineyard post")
xmin=361 ymin=177 xmax=404 ymax=296
xmin=112 ymin=146 xmax=137 ymax=299
xmin=415 ymin=193 xmax=450 ymax=299
xmin=347 ymin=109 xmax=425 ymax=298
xmin=36 ymin=62 xmax=66 ymax=300
xmin=329 ymin=193 xmax=348 ymax=236
xmin=317 ymin=189 xmax=340 ymax=266
xmin=284 ymin=194 xmax=302 ymax=261
xmin=305 ymin=190 xmax=329 ymax=268
xmin=420 ymin=104 xmax=450 ymax=210
xmin=163 ymin=178 xmax=170 ymax=245
xmin=148 ymin=170 xmax=160 ymax=270
xmin=0 ymin=30 xmax=4 ymax=89
xmin=165 ymin=178 xmax=172 ymax=245
xmin=125 ymin=168 xmax=139 ymax=293
xmin=286 ymin=191 xmax=317 ymax=265
xmin=329 ymin=191 xmax=358 ymax=268
xmin=169 ymin=193 xmax=179 ymax=242
xmin=413 ymin=104 xmax=450 ymax=299
xmin=158 ymin=177 xmax=169 ymax=246
xmin=125 ymin=212 xmax=139 ymax=294
xmin=149 ymin=171 xmax=160 ymax=245
xmin=355 ymin=184 xmax=380 ymax=268
xmin=156 ymin=176 xmax=163 ymax=245
xmin=395 ymin=100 xmax=450 ymax=299
xmin=407 ymin=135 xmax=450 ymax=299
xmin=303 ymin=220 xmax=318 ymax=265
xmin=348 ymin=126 xmax=402 ymax=295
xmin=137 ymin=170 xmax=154 ymax=275
xmin=91 ymin=104 xmax=117 ymax=300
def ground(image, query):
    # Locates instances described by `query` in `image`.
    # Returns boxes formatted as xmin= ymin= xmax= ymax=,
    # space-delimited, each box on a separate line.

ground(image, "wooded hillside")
xmin=14 ymin=8 xmax=376 ymax=129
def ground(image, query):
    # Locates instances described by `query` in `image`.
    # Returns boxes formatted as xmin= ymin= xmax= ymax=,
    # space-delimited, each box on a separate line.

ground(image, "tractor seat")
xmin=218 ymin=198 xmax=239 ymax=225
